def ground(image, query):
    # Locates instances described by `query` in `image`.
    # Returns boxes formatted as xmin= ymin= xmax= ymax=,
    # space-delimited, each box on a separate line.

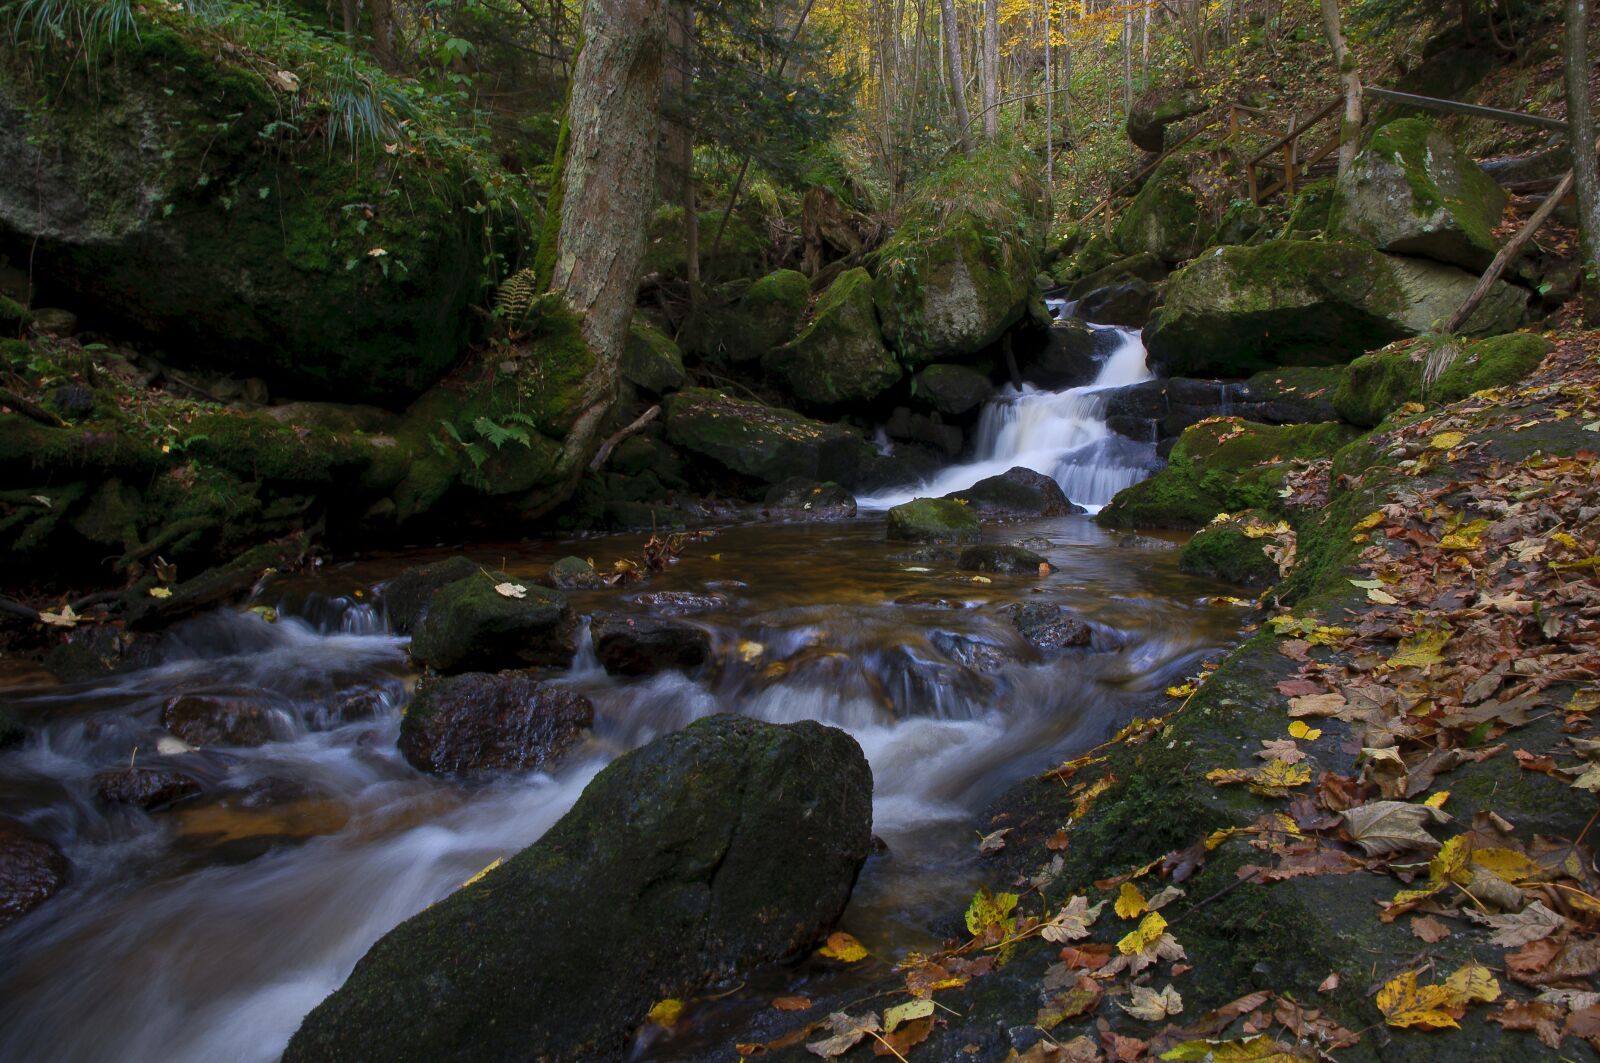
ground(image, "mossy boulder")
xmin=1112 ymin=160 xmax=1210 ymax=265
xmin=957 ymin=544 xmax=1051 ymax=575
xmin=1331 ymin=118 xmax=1509 ymax=270
xmin=1126 ymin=90 xmax=1206 ymax=152
xmin=1232 ymin=365 xmax=1344 ymax=424
xmin=380 ymin=556 xmax=481 ymax=634
xmin=0 ymin=25 xmax=513 ymax=403
xmin=913 ymin=363 xmax=994 ymax=416
xmin=283 ymin=715 xmax=872 ymax=1062
xmin=723 ymin=269 xmax=811 ymax=362
xmin=886 ymin=497 xmax=982 ymax=544
xmin=1146 ymin=241 xmax=1526 ymax=377
xmin=765 ymin=268 xmax=900 ymax=406
xmin=1334 ymin=348 xmax=1426 ymax=428
xmin=947 ymin=466 xmax=1082 ymax=520
xmin=621 ymin=319 xmax=688 ymax=395
xmin=1432 ymin=331 xmax=1553 ymax=402
xmin=398 ymin=671 xmax=593 ymax=776
xmin=548 ymin=556 xmax=603 ymax=590
xmin=1334 ymin=332 xmax=1553 ymax=427
xmin=1178 ymin=510 xmax=1283 ymax=587
xmin=1098 ymin=418 xmax=1360 ymax=530
xmin=409 ymin=575 xmax=577 ymax=674
xmin=874 ymin=151 xmax=1044 ymax=366
xmin=663 ymin=388 xmax=872 ymax=486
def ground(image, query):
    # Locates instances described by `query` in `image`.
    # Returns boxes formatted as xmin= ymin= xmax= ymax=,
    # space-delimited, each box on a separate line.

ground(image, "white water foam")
xmin=858 ymin=325 xmax=1157 ymax=513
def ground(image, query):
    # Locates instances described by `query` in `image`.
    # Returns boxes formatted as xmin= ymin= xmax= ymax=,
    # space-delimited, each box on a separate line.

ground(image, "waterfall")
xmin=858 ymin=325 xmax=1160 ymax=513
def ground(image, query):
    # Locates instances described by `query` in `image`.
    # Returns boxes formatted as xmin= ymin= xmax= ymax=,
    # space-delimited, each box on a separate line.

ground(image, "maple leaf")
xmin=1465 ymin=900 xmax=1568 ymax=946
xmin=1287 ymin=721 xmax=1321 ymax=741
xmin=646 ymin=998 xmax=684 ymax=1028
xmin=881 ymin=998 xmax=933 ymax=1033
xmin=1040 ymin=895 xmax=1104 ymax=943
xmin=1160 ymin=1035 xmax=1301 ymax=1061
xmin=493 ymin=581 xmax=527 ymax=599
xmin=1376 ymin=969 xmax=1463 ymax=1030
xmin=1386 ymin=628 xmax=1450 ymax=670
xmin=806 ymin=1011 xmax=880 ymax=1058
xmin=818 ymin=931 xmax=869 ymax=963
xmin=964 ymin=887 xmax=1018 ymax=936
xmin=1410 ymin=915 xmax=1451 ymax=942
xmin=1114 ymin=881 xmax=1147 ymax=919
xmin=1287 ymin=692 xmax=1347 ymax=717
xmin=977 ymin=826 xmax=1011 ymax=854
xmin=1122 ymin=983 xmax=1183 ymax=1022
xmin=1256 ymin=738 xmax=1305 ymax=764
xmin=1340 ymin=800 xmax=1450 ymax=856
xmin=1444 ymin=963 xmax=1500 ymax=1004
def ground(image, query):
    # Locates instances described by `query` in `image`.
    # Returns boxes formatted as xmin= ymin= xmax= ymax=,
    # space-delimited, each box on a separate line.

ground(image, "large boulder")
xmin=409 ymin=575 xmax=577 ymax=674
xmin=1178 ymin=510 xmax=1284 ymax=587
xmin=763 ymin=478 xmax=857 ymax=520
xmin=663 ymin=388 xmax=872 ymax=485
xmin=283 ymin=715 xmax=872 ymax=1062
xmin=621 ymin=319 xmax=688 ymax=395
xmin=1112 ymin=160 xmax=1211 ymax=265
xmin=724 ymin=269 xmax=811 ymax=362
xmin=765 ymin=268 xmax=900 ymax=406
xmin=914 ymin=363 xmax=994 ymax=416
xmin=380 ymin=556 xmax=481 ymax=634
xmin=1146 ymin=240 xmax=1526 ymax=378
xmin=887 ymin=497 xmax=982 ymax=544
xmin=874 ymin=151 xmax=1044 ymax=366
xmin=1098 ymin=417 xmax=1360 ymax=530
xmin=398 ymin=671 xmax=593 ymax=776
xmin=1022 ymin=319 xmax=1123 ymax=388
xmin=589 ymin=614 xmax=711 ymax=676
xmin=160 ymin=693 xmax=280 ymax=748
xmin=0 ymin=26 xmax=498 ymax=403
xmin=1334 ymin=332 xmax=1553 ymax=427
xmin=1330 ymin=118 xmax=1509 ymax=270
xmin=1126 ymin=90 xmax=1206 ymax=152
xmin=946 ymin=467 xmax=1081 ymax=520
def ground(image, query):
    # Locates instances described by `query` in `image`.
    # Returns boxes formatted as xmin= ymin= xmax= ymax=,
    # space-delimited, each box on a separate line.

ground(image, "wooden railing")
xmin=1229 ymin=97 xmax=1341 ymax=204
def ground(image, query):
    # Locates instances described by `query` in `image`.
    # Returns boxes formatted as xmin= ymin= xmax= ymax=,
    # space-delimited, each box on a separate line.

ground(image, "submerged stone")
xmin=548 ymin=556 xmax=605 ymax=591
xmin=398 ymin=671 xmax=592 ymax=776
xmin=957 ymin=544 xmax=1052 ymax=575
xmin=1007 ymin=602 xmax=1091 ymax=649
xmin=284 ymin=715 xmax=872 ymax=1062
xmin=160 ymin=694 xmax=279 ymax=748
xmin=590 ymin=614 xmax=711 ymax=677
xmin=0 ymin=820 xmax=68 ymax=928
xmin=94 ymin=765 xmax=204 ymax=810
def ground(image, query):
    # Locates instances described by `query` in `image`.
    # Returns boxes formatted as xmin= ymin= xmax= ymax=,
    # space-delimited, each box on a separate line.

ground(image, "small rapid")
xmin=858 ymin=323 xmax=1159 ymax=512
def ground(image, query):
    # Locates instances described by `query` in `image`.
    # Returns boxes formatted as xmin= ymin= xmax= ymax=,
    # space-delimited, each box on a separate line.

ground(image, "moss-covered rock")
xmin=283 ymin=715 xmax=872 ymax=1062
xmin=1112 ymin=160 xmax=1210 ymax=264
xmin=874 ymin=150 xmax=1045 ymax=366
xmin=1146 ymin=241 xmax=1525 ymax=377
xmin=1126 ymin=89 xmax=1205 ymax=152
xmin=621 ymin=319 xmax=688 ymax=395
xmin=0 ymin=21 xmax=524 ymax=404
xmin=947 ymin=466 xmax=1082 ymax=520
xmin=548 ymin=555 xmax=603 ymax=590
xmin=913 ymin=363 xmax=994 ymax=416
xmin=886 ymin=497 xmax=982 ymax=543
xmin=1330 ymin=118 xmax=1509 ymax=270
xmin=1432 ymin=331 xmax=1553 ymax=402
xmin=409 ymin=574 xmax=577 ymax=674
xmin=723 ymin=269 xmax=811 ymax=362
xmin=379 ymin=555 xmax=481 ymax=633
xmin=1332 ymin=332 xmax=1551 ymax=428
xmin=1178 ymin=510 xmax=1283 ymax=586
xmin=663 ymin=388 xmax=872 ymax=486
xmin=1098 ymin=418 xmax=1360 ymax=530
xmin=957 ymin=544 xmax=1051 ymax=575
xmin=1334 ymin=348 xmax=1426 ymax=427
xmin=765 ymin=268 xmax=900 ymax=406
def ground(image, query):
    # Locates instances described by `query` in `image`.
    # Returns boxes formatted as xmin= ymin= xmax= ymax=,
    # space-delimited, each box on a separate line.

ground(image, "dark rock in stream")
xmin=409 ymin=575 xmax=577 ymax=674
xmin=762 ymin=478 xmax=857 ymax=520
xmin=1007 ymin=602 xmax=1091 ymax=650
xmin=161 ymin=693 xmax=280 ymax=747
xmin=0 ymin=820 xmax=68 ymax=928
xmin=548 ymin=556 xmax=605 ymax=590
xmin=0 ymin=707 xmax=23 ymax=750
xmin=285 ymin=715 xmax=872 ymax=1063
xmin=625 ymin=590 xmax=729 ymax=616
xmin=398 ymin=671 xmax=593 ymax=776
xmin=946 ymin=467 xmax=1082 ymax=521
xmin=957 ymin=544 xmax=1052 ymax=575
xmin=379 ymin=555 xmax=480 ymax=634
xmin=886 ymin=498 xmax=981 ymax=544
xmin=590 ymin=614 xmax=711 ymax=677
xmin=95 ymin=765 xmax=204 ymax=810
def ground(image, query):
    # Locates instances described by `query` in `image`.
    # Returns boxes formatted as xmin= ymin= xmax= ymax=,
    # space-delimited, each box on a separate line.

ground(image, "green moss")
xmin=642 ymin=207 xmax=768 ymax=283
xmin=766 ymin=267 xmax=899 ymax=406
xmin=885 ymin=497 xmax=981 ymax=544
xmin=1333 ymin=349 xmax=1424 ymax=427
xmin=721 ymin=268 xmax=811 ymax=361
xmin=1112 ymin=160 xmax=1208 ymax=263
xmin=183 ymin=412 xmax=374 ymax=485
xmin=1431 ymin=332 xmax=1552 ymax=402
xmin=1178 ymin=513 xmax=1281 ymax=587
xmin=621 ymin=319 xmax=688 ymax=394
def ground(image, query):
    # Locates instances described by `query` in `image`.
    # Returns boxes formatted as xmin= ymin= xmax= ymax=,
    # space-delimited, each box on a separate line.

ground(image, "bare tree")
xmin=1321 ymin=0 xmax=1363 ymax=178
xmin=1567 ymin=0 xmax=1600 ymax=322
xmin=545 ymin=0 xmax=667 ymax=491
xmin=942 ymin=0 xmax=976 ymax=154
xmin=1043 ymin=0 xmax=1053 ymax=196
xmin=982 ymin=0 xmax=1000 ymax=140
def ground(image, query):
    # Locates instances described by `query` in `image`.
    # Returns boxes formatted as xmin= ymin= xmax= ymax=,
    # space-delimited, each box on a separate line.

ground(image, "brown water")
xmin=0 ymin=515 xmax=1244 ymax=1062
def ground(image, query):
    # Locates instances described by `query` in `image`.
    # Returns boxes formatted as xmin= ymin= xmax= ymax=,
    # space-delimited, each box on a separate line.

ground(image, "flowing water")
xmin=858 ymin=323 xmax=1160 ymax=513
xmin=0 ymin=328 xmax=1240 ymax=1062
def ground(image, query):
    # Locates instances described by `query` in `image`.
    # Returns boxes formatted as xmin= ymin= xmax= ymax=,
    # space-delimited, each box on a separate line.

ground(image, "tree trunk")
xmin=1123 ymin=5 xmax=1133 ymax=116
xmin=547 ymin=0 xmax=666 ymax=483
xmin=1321 ymin=0 xmax=1363 ymax=179
xmin=982 ymin=0 xmax=999 ymax=140
xmin=1043 ymin=0 xmax=1053 ymax=197
xmin=1061 ymin=4 xmax=1071 ymax=121
xmin=941 ymin=0 xmax=976 ymax=154
xmin=1567 ymin=0 xmax=1600 ymax=323
xmin=662 ymin=1 xmax=698 ymax=302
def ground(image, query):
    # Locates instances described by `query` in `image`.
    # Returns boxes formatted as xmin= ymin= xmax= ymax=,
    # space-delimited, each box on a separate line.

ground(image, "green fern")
xmin=472 ymin=416 xmax=530 ymax=450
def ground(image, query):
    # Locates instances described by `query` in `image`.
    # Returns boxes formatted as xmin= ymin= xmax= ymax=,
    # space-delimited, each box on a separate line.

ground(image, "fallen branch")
xmin=0 ymin=386 xmax=66 ymax=428
xmin=1445 ymin=169 xmax=1575 ymax=336
xmin=588 ymin=404 xmax=660 ymax=471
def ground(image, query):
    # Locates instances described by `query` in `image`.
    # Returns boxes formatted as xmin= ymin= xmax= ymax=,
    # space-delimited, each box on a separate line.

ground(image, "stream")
xmin=0 ymin=327 xmax=1246 ymax=1062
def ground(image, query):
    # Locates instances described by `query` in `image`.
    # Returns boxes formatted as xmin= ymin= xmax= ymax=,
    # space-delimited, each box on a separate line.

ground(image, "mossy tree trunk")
xmin=1320 ymin=0 xmax=1363 ymax=179
xmin=1566 ymin=0 xmax=1600 ymax=324
xmin=544 ymin=0 xmax=666 ymax=496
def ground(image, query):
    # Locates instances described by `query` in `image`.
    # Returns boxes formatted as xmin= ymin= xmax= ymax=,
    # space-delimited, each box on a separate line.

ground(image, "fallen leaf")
xmin=149 ymin=586 xmax=173 ymax=599
xmin=1376 ymin=969 xmax=1463 ymax=1029
xmin=1489 ymin=1000 xmax=1564 ymax=1049
xmin=1287 ymin=720 xmax=1321 ymax=741
xmin=873 ymin=1015 xmax=933 ymax=1056
xmin=773 ymin=996 xmax=813 ymax=1012
xmin=1429 ymin=431 xmax=1466 ymax=450
xmin=1466 ymin=900 xmax=1567 ymax=947
xmin=1444 ymin=963 xmax=1500 ymax=1004
xmin=806 ymin=1011 xmax=881 ymax=1058
xmin=1340 ymin=800 xmax=1449 ymax=856
xmin=882 ymin=998 xmax=934 ymax=1033
xmin=977 ymin=826 xmax=1011 ymax=854
xmin=1410 ymin=915 xmax=1451 ymax=943
xmin=647 ymin=998 xmax=684 ymax=1028
xmin=1040 ymin=895 xmax=1105 ymax=943
xmin=1115 ymin=882 xmax=1147 ymax=919
xmin=1318 ymin=973 xmax=1341 ymax=993
xmin=1287 ymin=692 xmax=1347 ymax=717
xmin=1121 ymin=983 xmax=1183 ymax=1022
xmin=493 ymin=582 xmax=527 ymax=599
xmin=818 ymin=931 xmax=869 ymax=963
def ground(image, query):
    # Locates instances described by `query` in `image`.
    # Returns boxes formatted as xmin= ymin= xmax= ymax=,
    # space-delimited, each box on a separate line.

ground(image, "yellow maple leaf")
xmin=1443 ymin=963 xmax=1500 ymax=1004
xmin=1428 ymin=431 xmax=1466 ymax=450
xmin=818 ymin=931 xmax=869 ymax=962
xmin=647 ymin=998 xmax=684 ymax=1028
xmin=1376 ymin=969 xmax=1462 ymax=1029
xmin=1387 ymin=628 xmax=1450 ymax=670
xmin=1470 ymin=847 xmax=1544 ymax=885
xmin=1117 ymin=911 xmax=1168 ymax=956
xmin=1287 ymin=721 xmax=1322 ymax=741
xmin=1115 ymin=882 xmax=1147 ymax=919
xmin=1423 ymin=791 xmax=1450 ymax=810
xmin=1353 ymin=511 xmax=1384 ymax=531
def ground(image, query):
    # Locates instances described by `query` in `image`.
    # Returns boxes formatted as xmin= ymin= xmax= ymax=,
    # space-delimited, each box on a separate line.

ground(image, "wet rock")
xmin=885 ymin=407 xmax=964 ymax=458
xmin=1007 ymin=602 xmax=1091 ymax=649
xmin=947 ymin=467 xmax=1082 ymax=521
xmin=398 ymin=671 xmax=593 ymax=776
xmin=886 ymin=497 xmax=981 ymax=544
xmin=312 ymin=686 xmax=388 ymax=730
xmin=1066 ymin=251 xmax=1169 ymax=300
xmin=161 ymin=694 xmax=278 ymax=747
xmin=380 ymin=555 xmax=481 ymax=634
xmin=590 ymin=614 xmax=711 ymax=677
xmin=931 ymin=631 xmax=1024 ymax=672
xmin=1178 ymin=510 xmax=1282 ymax=588
xmin=664 ymin=388 xmax=873 ymax=485
xmin=95 ymin=765 xmax=204 ymax=810
xmin=763 ymin=478 xmax=857 ymax=520
xmin=890 ymin=546 xmax=959 ymax=564
xmin=1021 ymin=318 xmax=1122 ymax=388
xmin=548 ymin=556 xmax=605 ymax=590
xmin=0 ymin=707 xmax=23 ymax=750
xmin=1073 ymin=278 xmax=1157 ymax=327
xmin=0 ymin=820 xmax=68 ymax=927
xmin=913 ymin=364 xmax=994 ymax=416
xmin=1231 ymin=366 xmax=1343 ymax=425
xmin=621 ymin=319 xmax=689 ymax=395
xmin=958 ymin=544 xmax=1052 ymax=575
xmin=1330 ymin=118 xmax=1508 ymax=271
xmin=285 ymin=715 xmax=872 ymax=1062
xmin=766 ymin=267 xmax=901 ymax=406
xmin=625 ymin=590 xmax=729 ymax=616
xmin=409 ymin=575 xmax=577 ymax=675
